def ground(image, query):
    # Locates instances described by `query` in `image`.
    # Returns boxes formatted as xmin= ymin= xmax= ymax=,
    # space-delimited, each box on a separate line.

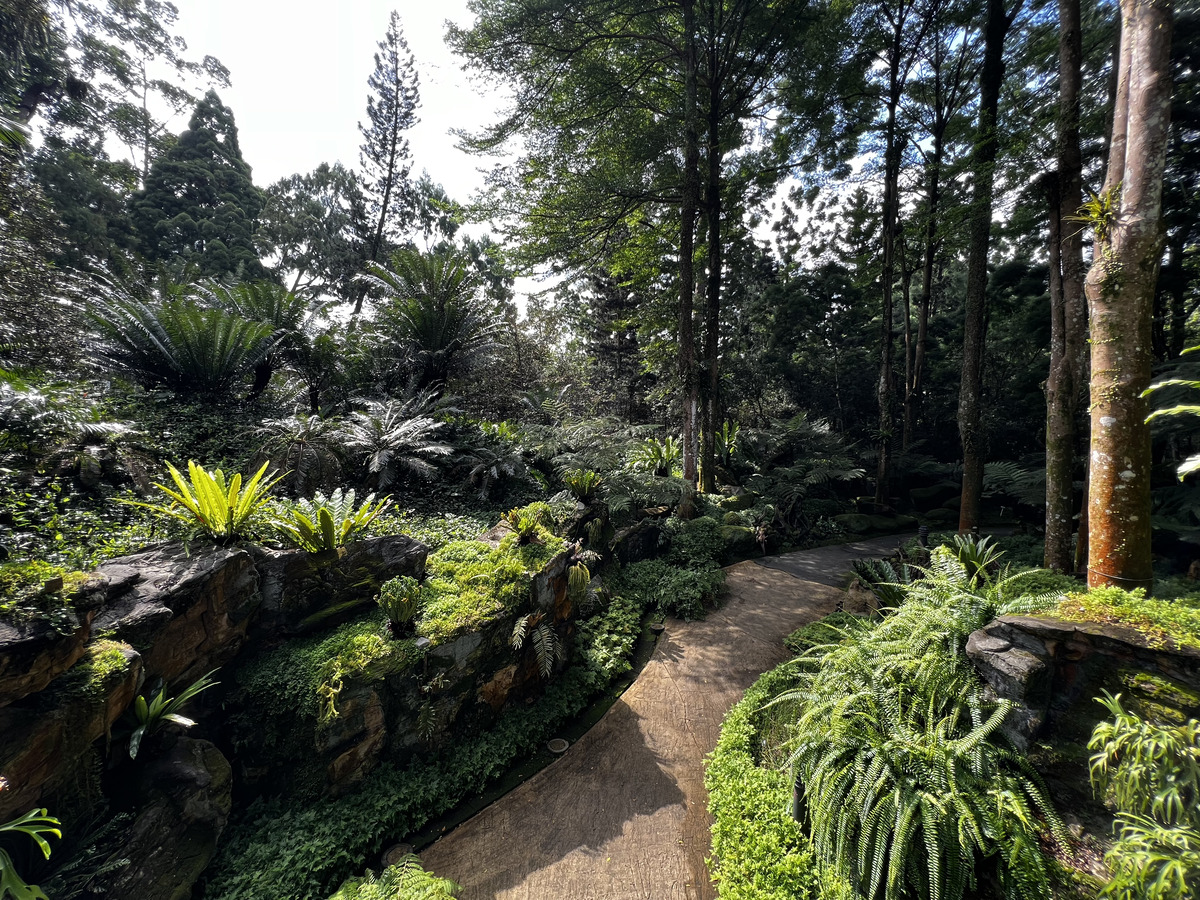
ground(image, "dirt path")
xmin=420 ymin=536 xmax=910 ymax=900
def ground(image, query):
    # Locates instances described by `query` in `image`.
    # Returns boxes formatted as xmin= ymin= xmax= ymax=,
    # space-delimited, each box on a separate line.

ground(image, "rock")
xmin=478 ymin=663 xmax=520 ymax=711
xmin=91 ymin=544 xmax=260 ymax=685
xmin=0 ymin=613 xmax=92 ymax=707
xmin=612 ymin=519 xmax=663 ymax=564
xmin=833 ymin=513 xmax=872 ymax=534
xmin=718 ymin=491 xmax=759 ymax=512
xmin=0 ymin=643 xmax=141 ymax=820
xmin=720 ymin=525 xmax=758 ymax=560
xmin=251 ymin=534 xmax=428 ymax=636
xmin=318 ymin=686 xmax=386 ymax=794
xmin=966 ymin=623 xmax=1052 ymax=750
xmin=89 ymin=736 xmax=232 ymax=900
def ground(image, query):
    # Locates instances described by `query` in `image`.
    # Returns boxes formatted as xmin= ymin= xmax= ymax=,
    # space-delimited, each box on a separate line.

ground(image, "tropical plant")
xmin=129 ymin=460 xmax=282 ymax=541
xmin=0 ymin=380 xmax=134 ymax=470
xmin=119 ymin=670 xmax=219 ymax=759
xmin=628 ymin=435 xmax=681 ymax=477
xmin=360 ymin=247 xmax=501 ymax=391
xmin=342 ymin=393 xmax=454 ymax=490
xmin=328 ymin=853 xmax=460 ymax=900
xmin=88 ymin=283 xmax=282 ymax=398
xmin=250 ymin=413 xmax=344 ymax=495
xmin=849 ymin=557 xmax=913 ymax=611
xmin=465 ymin=443 xmax=527 ymax=500
xmin=377 ymin=576 xmax=423 ymax=637
xmin=715 ymin=420 xmax=740 ymax=467
xmin=566 ymin=562 xmax=599 ymax=614
xmin=562 ymin=468 xmax=602 ymax=503
xmin=0 ymin=805 xmax=61 ymax=900
xmin=502 ymin=507 xmax=543 ymax=544
xmin=949 ymin=533 xmax=1005 ymax=584
xmin=511 ymin=610 xmax=564 ymax=679
xmin=1089 ymin=692 xmax=1200 ymax=900
xmin=774 ymin=589 xmax=1066 ymax=900
xmin=274 ymin=489 xmax=391 ymax=552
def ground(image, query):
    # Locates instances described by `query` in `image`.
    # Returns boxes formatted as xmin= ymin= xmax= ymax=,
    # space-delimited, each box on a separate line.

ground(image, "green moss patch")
xmin=0 ymin=559 xmax=86 ymax=624
xmin=1055 ymin=586 xmax=1200 ymax=650
xmin=54 ymin=639 xmax=135 ymax=700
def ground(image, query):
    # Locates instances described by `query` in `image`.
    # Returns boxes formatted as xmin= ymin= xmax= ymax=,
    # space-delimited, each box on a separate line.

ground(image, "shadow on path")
xmin=420 ymin=534 xmax=911 ymax=899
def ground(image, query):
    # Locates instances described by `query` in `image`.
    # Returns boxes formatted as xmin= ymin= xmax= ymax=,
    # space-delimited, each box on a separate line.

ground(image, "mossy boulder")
xmin=720 ymin=525 xmax=758 ymax=559
xmin=834 ymin=514 xmax=872 ymax=534
xmin=718 ymin=491 xmax=759 ymax=512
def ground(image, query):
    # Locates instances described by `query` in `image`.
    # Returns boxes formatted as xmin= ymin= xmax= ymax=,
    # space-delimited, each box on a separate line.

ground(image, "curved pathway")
xmin=421 ymin=536 xmax=911 ymax=899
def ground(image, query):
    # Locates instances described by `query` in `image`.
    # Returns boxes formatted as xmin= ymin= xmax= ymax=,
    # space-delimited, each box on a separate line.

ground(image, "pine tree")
xmin=356 ymin=10 xmax=420 ymax=312
xmin=133 ymin=90 xmax=265 ymax=280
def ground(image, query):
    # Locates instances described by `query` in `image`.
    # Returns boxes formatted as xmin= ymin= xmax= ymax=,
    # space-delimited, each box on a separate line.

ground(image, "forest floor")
xmin=419 ymin=535 xmax=912 ymax=900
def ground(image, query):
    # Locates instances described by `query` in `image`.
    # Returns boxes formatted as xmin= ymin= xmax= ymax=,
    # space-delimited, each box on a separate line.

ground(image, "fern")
xmin=328 ymin=853 xmax=460 ymax=899
xmin=511 ymin=611 xmax=564 ymax=679
xmin=275 ymin=489 xmax=391 ymax=552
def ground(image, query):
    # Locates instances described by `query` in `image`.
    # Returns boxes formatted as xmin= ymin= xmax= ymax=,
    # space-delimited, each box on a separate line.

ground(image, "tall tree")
xmin=132 ymin=90 xmax=266 ymax=279
xmin=356 ymin=10 xmax=420 ymax=312
xmin=957 ymin=0 xmax=1022 ymax=533
xmin=1043 ymin=0 xmax=1088 ymax=571
xmin=1084 ymin=0 xmax=1173 ymax=589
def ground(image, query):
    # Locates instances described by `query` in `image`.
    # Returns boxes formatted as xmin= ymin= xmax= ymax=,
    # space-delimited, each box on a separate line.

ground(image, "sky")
xmin=172 ymin=0 xmax=506 ymax=203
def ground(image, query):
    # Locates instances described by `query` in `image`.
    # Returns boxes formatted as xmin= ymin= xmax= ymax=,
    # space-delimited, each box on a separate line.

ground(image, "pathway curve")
xmin=421 ymin=535 xmax=911 ymax=900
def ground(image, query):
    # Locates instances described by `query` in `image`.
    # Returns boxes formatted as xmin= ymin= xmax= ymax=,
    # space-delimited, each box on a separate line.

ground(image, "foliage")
xmin=328 ymin=854 xmax=459 ymax=900
xmin=849 ymin=557 xmax=914 ymax=611
xmin=463 ymin=442 xmax=527 ymax=501
xmin=705 ymin=663 xmax=828 ymax=900
xmin=1089 ymin=692 xmax=1200 ymax=900
xmin=1055 ymin=587 xmax=1200 ymax=650
xmin=0 ymin=807 xmax=61 ymax=900
xmin=628 ymin=435 xmax=680 ymax=477
xmin=562 ymin=468 xmax=602 ymax=502
xmin=0 ymin=560 xmax=84 ymax=628
xmin=771 ymin=579 xmax=1067 ymax=900
xmin=571 ymin=590 xmax=644 ymax=690
xmin=130 ymin=460 xmax=282 ymax=541
xmin=251 ymin=414 xmax=345 ymax=495
xmin=949 ymin=533 xmax=1005 ymax=583
xmin=609 ymin=558 xmax=724 ymax=621
xmin=377 ymin=576 xmax=423 ymax=636
xmin=89 ymin=288 xmax=281 ymax=398
xmin=119 ymin=669 xmax=219 ymax=759
xmin=0 ymin=380 xmax=133 ymax=468
xmin=342 ymin=394 xmax=453 ymax=490
xmin=664 ymin=515 xmax=726 ymax=568
xmin=784 ymin=611 xmax=872 ymax=656
xmin=275 ymin=489 xmax=391 ymax=552
xmin=511 ymin=611 xmax=563 ymax=679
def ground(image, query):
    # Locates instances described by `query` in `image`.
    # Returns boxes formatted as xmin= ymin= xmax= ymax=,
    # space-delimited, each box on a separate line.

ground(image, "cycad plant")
xmin=562 ymin=469 xmax=603 ymax=503
xmin=628 ymin=435 xmax=681 ymax=477
xmin=360 ymin=247 xmax=501 ymax=391
xmin=131 ymin=460 xmax=282 ymax=541
xmin=89 ymin=283 xmax=282 ymax=399
xmin=341 ymin=393 xmax=454 ymax=490
xmin=275 ymin=489 xmax=391 ymax=552
xmin=251 ymin=413 xmax=345 ymax=494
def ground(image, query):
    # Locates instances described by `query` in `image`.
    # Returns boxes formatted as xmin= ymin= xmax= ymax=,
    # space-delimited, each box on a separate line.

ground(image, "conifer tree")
xmin=356 ymin=10 xmax=420 ymax=312
xmin=133 ymin=90 xmax=265 ymax=280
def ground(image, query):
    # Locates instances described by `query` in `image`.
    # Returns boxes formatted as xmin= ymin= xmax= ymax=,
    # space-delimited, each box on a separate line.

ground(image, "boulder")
xmin=0 ymin=643 xmax=141 ymax=820
xmin=88 ymin=736 xmax=232 ymax=900
xmin=718 ymin=491 xmax=759 ymax=512
xmin=91 ymin=544 xmax=260 ymax=685
xmin=251 ymin=534 xmax=428 ymax=636
xmin=720 ymin=525 xmax=758 ymax=560
xmin=0 ymin=614 xmax=92 ymax=708
xmin=612 ymin=519 xmax=663 ymax=564
xmin=833 ymin=513 xmax=872 ymax=534
xmin=908 ymin=482 xmax=959 ymax=511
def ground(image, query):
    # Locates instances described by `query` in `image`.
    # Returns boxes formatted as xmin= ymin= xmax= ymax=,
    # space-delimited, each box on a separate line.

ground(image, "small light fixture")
xmin=415 ymin=637 xmax=431 ymax=651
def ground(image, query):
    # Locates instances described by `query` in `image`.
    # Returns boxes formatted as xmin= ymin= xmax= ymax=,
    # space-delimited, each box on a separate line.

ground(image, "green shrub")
xmin=705 ymin=664 xmax=826 ymax=900
xmin=1089 ymin=692 xmax=1200 ymax=900
xmin=664 ymin=515 xmax=725 ymax=567
xmin=783 ymin=612 xmax=871 ymax=657
xmin=327 ymin=855 xmax=458 ymax=900
xmin=572 ymin=592 xmax=644 ymax=691
xmin=562 ymin=469 xmax=602 ymax=503
xmin=377 ymin=576 xmax=423 ymax=637
xmin=118 ymin=669 xmax=219 ymax=759
xmin=0 ymin=807 xmax=61 ymax=900
xmin=610 ymin=558 xmax=724 ymax=621
xmin=1055 ymin=587 xmax=1200 ymax=649
xmin=276 ymin=489 xmax=391 ymax=552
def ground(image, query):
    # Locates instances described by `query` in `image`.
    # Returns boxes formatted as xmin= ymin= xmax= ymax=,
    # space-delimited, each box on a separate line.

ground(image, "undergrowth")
xmin=1055 ymin=586 xmax=1200 ymax=650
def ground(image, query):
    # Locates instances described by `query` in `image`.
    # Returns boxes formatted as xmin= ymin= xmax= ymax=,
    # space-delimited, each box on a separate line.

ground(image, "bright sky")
xmin=173 ymin=0 xmax=505 ymax=202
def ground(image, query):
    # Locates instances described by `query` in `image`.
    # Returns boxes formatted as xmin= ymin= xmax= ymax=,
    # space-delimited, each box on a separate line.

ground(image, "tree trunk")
xmin=699 ymin=57 xmax=722 ymax=494
xmin=1044 ymin=0 xmax=1088 ymax=572
xmin=1084 ymin=0 xmax=1173 ymax=590
xmin=679 ymin=0 xmax=701 ymax=485
xmin=957 ymin=0 xmax=1014 ymax=533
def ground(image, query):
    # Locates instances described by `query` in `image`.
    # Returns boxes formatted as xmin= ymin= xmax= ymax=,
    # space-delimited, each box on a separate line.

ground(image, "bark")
xmin=1044 ymin=0 xmax=1088 ymax=572
xmin=1084 ymin=0 xmax=1173 ymax=590
xmin=679 ymin=0 xmax=701 ymax=485
xmin=957 ymin=0 xmax=1015 ymax=533
xmin=698 ymin=44 xmax=722 ymax=494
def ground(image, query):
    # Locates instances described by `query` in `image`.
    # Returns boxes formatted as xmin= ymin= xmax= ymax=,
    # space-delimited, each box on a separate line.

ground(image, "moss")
xmin=417 ymin=534 xmax=566 ymax=644
xmin=1054 ymin=586 xmax=1200 ymax=650
xmin=1120 ymin=671 xmax=1200 ymax=726
xmin=0 ymin=559 xmax=86 ymax=624
xmin=56 ymin=640 xmax=134 ymax=701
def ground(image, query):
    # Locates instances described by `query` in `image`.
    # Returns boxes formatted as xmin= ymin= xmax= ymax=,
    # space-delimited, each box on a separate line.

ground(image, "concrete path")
xmin=420 ymin=537 xmax=910 ymax=900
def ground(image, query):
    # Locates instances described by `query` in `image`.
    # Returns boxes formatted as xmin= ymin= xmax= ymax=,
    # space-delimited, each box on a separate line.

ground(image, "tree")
xmin=133 ymin=90 xmax=266 ymax=280
xmin=356 ymin=10 xmax=420 ymax=311
xmin=1084 ymin=0 xmax=1174 ymax=589
xmin=258 ymin=162 xmax=368 ymax=300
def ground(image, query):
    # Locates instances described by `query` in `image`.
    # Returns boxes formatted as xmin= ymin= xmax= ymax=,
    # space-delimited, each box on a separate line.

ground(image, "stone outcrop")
xmin=89 ymin=736 xmax=232 ymax=900
xmin=251 ymin=534 xmax=428 ymax=636
xmin=0 ymin=643 xmax=141 ymax=820
xmin=967 ymin=614 xmax=1200 ymax=750
xmin=0 ymin=615 xmax=92 ymax=708
xmin=92 ymin=544 xmax=260 ymax=685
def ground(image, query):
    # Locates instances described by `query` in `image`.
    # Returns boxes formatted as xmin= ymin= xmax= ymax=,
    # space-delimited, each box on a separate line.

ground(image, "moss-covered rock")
xmin=720 ymin=525 xmax=758 ymax=559
xmin=834 ymin=513 xmax=872 ymax=534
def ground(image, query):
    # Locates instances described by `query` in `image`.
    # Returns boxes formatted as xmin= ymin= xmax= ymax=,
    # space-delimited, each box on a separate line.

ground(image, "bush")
xmin=664 ymin=515 xmax=725 ymax=567
xmin=327 ymin=855 xmax=458 ymax=900
xmin=276 ymin=489 xmax=391 ymax=552
xmin=705 ymin=664 xmax=828 ymax=900
xmin=610 ymin=558 xmax=724 ymax=621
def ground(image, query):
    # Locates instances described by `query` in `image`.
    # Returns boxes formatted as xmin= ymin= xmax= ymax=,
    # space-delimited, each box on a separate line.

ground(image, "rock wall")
xmin=967 ymin=614 xmax=1200 ymax=750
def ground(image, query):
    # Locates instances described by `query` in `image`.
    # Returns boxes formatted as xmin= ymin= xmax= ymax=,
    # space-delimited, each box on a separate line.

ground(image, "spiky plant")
xmin=850 ymin=557 xmax=914 ymax=611
xmin=562 ymin=468 xmax=603 ymax=503
xmin=251 ymin=413 xmax=345 ymax=495
xmin=377 ymin=575 xmax=423 ymax=637
xmin=342 ymin=393 xmax=453 ymax=490
xmin=89 ymin=284 xmax=282 ymax=398
xmin=628 ymin=435 xmax=681 ymax=477
xmin=120 ymin=670 xmax=220 ymax=759
xmin=130 ymin=460 xmax=282 ymax=541
xmin=466 ymin=443 xmax=527 ymax=500
xmin=512 ymin=611 xmax=564 ymax=679
xmin=359 ymin=247 xmax=501 ymax=391
xmin=275 ymin=489 xmax=392 ymax=552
